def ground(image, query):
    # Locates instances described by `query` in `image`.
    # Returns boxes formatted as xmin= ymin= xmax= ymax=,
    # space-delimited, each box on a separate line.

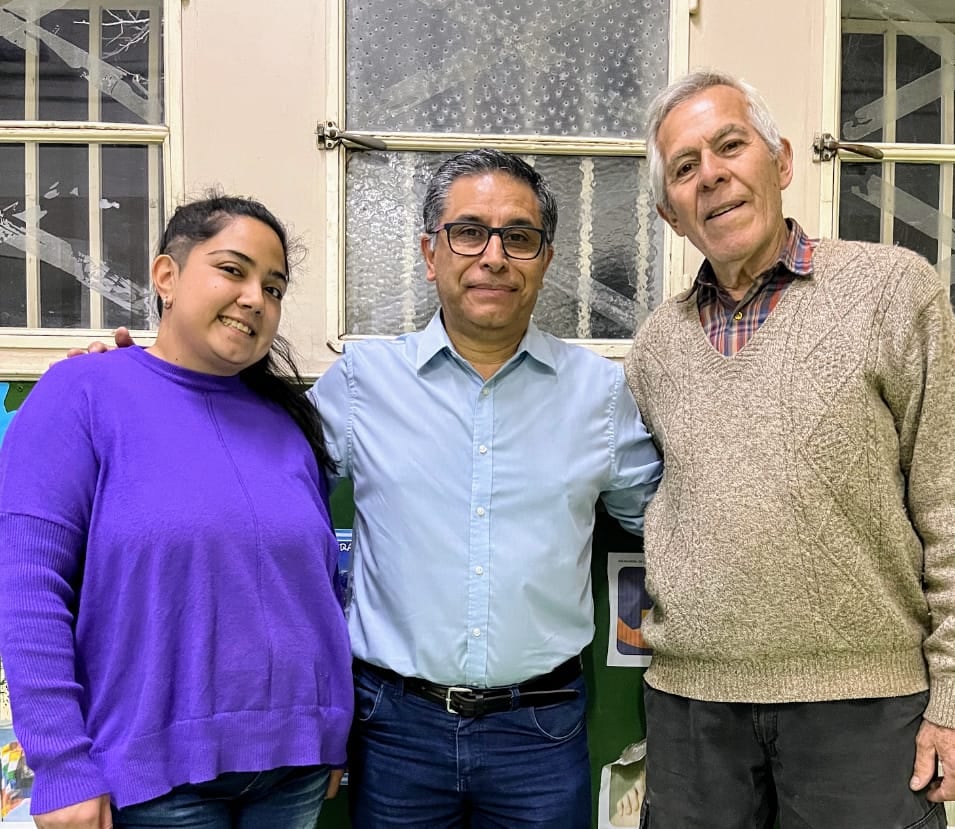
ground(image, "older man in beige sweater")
xmin=625 ymin=69 xmax=955 ymax=828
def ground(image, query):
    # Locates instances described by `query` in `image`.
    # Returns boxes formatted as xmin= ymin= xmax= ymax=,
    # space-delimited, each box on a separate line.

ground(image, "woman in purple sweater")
xmin=0 ymin=197 xmax=353 ymax=829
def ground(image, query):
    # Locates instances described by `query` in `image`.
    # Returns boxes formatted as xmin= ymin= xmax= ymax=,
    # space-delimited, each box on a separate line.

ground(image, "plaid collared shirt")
xmin=694 ymin=219 xmax=816 ymax=356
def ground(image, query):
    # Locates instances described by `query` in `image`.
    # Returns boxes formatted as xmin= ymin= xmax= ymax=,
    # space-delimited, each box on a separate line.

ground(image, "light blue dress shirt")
xmin=311 ymin=313 xmax=661 ymax=687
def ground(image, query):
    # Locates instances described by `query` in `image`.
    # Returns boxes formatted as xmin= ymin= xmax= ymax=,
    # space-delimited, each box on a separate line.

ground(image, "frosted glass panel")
xmin=346 ymin=0 xmax=669 ymax=137
xmin=344 ymin=151 xmax=662 ymax=340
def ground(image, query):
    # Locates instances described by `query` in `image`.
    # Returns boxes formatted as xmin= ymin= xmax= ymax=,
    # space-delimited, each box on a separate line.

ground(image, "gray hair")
xmin=423 ymin=149 xmax=558 ymax=247
xmin=646 ymin=69 xmax=784 ymax=211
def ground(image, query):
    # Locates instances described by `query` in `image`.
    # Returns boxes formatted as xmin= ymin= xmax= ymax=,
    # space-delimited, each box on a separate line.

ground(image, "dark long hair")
xmin=157 ymin=195 xmax=334 ymax=473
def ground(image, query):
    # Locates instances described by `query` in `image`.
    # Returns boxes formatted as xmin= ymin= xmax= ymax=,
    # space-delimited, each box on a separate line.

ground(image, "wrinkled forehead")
xmin=658 ymin=86 xmax=755 ymax=156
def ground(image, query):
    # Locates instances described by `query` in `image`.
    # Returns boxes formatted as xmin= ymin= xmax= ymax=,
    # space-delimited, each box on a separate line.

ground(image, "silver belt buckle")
xmin=445 ymin=686 xmax=471 ymax=714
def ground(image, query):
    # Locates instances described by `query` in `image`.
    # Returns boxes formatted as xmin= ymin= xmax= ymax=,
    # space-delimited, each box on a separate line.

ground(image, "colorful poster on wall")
xmin=335 ymin=528 xmax=353 ymax=615
xmin=0 ymin=662 xmax=34 ymax=824
xmin=0 ymin=383 xmax=16 ymax=449
xmin=607 ymin=552 xmax=652 ymax=668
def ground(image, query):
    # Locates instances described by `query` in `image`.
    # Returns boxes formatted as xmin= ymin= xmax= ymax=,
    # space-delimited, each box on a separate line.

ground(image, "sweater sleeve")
xmin=885 ymin=263 xmax=955 ymax=728
xmin=0 ymin=365 xmax=110 ymax=812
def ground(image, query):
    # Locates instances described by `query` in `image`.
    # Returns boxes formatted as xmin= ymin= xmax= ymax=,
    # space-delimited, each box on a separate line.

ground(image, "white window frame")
xmin=322 ymin=0 xmax=693 ymax=359
xmin=819 ymin=2 xmax=955 ymax=289
xmin=0 ymin=0 xmax=183 ymax=379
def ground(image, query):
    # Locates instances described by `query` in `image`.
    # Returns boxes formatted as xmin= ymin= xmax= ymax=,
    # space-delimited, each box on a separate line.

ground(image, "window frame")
xmin=820 ymin=4 xmax=955 ymax=286
xmin=0 ymin=0 xmax=184 ymax=379
xmin=322 ymin=0 xmax=693 ymax=358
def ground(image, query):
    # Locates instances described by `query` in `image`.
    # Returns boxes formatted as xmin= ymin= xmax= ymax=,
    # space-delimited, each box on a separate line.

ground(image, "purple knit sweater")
xmin=0 ymin=347 xmax=353 ymax=813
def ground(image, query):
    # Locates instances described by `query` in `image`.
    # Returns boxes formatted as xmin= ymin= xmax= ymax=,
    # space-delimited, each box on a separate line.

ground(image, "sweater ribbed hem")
xmin=645 ymin=647 xmax=928 ymax=704
xmin=925 ymin=678 xmax=955 ymax=728
xmin=96 ymin=705 xmax=352 ymax=809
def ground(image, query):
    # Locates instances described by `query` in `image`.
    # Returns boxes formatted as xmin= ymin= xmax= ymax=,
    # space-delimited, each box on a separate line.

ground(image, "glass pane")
xmin=346 ymin=0 xmax=669 ymax=138
xmin=896 ymin=35 xmax=942 ymax=144
xmin=840 ymin=2 xmax=955 ymax=144
xmin=101 ymin=144 xmax=155 ymax=329
xmin=38 ymin=144 xmax=90 ymax=328
xmin=840 ymin=33 xmax=884 ymax=142
xmin=0 ymin=144 xmax=27 ymax=327
xmin=101 ymin=8 xmax=163 ymax=124
xmin=0 ymin=2 xmax=164 ymax=125
xmin=0 ymin=25 xmax=25 ymax=120
xmin=37 ymin=8 xmax=90 ymax=121
xmin=0 ymin=142 xmax=159 ymax=329
xmin=344 ymin=151 xmax=662 ymax=340
xmin=838 ymin=162 xmax=882 ymax=243
xmin=894 ymin=163 xmax=940 ymax=264
xmin=839 ymin=161 xmax=954 ymax=305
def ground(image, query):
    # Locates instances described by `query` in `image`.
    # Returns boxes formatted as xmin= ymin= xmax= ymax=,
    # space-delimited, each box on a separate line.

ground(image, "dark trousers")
xmin=642 ymin=683 xmax=946 ymax=829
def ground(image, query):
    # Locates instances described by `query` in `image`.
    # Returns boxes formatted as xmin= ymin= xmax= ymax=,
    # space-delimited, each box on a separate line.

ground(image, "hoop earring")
xmin=162 ymin=297 xmax=173 ymax=310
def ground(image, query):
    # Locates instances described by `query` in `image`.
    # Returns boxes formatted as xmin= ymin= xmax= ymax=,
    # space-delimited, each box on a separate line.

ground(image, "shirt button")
xmin=733 ymin=311 xmax=743 ymax=321
xmin=474 ymin=565 xmax=484 ymax=575
xmin=472 ymin=627 xmax=482 ymax=637
xmin=476 ymin=507 xmax=486 ymax=517
xmin=479 ymin=445 xmax=488 ymax=454
xmin=481 ymin=388 xmax=490 ymax=397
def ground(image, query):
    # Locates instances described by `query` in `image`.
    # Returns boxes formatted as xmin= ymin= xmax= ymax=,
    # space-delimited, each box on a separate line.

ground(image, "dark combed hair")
xmin=158 ymin=194 xmax=334 ymax=474
xmin=422 ymin=149 xmax=558 ymax=245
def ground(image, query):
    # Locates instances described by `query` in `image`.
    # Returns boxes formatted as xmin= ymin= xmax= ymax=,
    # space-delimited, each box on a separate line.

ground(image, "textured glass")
xmin=0 ymin=144 xmax=27 ymax=327
xmin=0 ymin=2 xmax=164 ymax=124
xmin=839 ymin=161 xmax=954 ymax=301
xmin=344 ymin=151 xmax=662 ymax=340
xmin=346 ymin=0 xmax=669 ymax=138
xmin=0 ymin=142 xmax=160 ymax=329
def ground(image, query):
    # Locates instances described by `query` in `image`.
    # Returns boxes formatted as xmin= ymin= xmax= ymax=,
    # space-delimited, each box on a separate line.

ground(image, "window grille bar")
xmin=880 ymin=29 xmax=898 ymax=246
xmin=576 ymin=157 xmax=594 ymax=339
xmin=24 ymin=5 xmax=40 ymax=328
xmin=88 ymin=1 xmax=104 ymax=329
xmin=939 ymin=34 xmax=954 ymax=285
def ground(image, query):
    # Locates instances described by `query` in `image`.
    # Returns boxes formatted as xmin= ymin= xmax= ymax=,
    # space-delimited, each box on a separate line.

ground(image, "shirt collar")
xmin=692 ymin=218 xmax=817 ymax=293
xmin=415 ymin=311 xmax=558 ymax=375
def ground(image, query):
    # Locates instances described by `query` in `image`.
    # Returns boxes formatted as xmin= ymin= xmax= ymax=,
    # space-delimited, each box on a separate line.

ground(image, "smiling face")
xmin=421 ymin=172 xmax=554 ymax=351
xmin=150 ymin=216 xmax=287 ymax=376
xmin=655 ymin=84 xmax=793 ymax=285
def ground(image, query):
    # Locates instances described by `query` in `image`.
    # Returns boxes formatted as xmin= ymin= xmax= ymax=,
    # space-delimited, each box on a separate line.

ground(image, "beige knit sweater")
xmin=624 ymin=238 xmax=955 ymax=727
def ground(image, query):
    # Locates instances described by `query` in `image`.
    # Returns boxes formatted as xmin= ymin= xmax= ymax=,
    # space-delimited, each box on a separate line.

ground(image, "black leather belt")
xmin=355 ymin=656 xmax=582 ymax=718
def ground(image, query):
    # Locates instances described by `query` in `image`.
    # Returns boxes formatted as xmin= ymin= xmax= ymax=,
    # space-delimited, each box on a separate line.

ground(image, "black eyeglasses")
xmin=433 ymin=222 xmax=547 ymax=260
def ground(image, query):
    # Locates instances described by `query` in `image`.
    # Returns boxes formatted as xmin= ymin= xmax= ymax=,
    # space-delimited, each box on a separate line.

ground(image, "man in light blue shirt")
xmin=310 ymin=149 xmax=661 ymax=828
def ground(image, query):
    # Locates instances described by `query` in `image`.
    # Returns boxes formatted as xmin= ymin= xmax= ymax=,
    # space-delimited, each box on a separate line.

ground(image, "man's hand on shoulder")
xmin=65 ymin=327 xmax=135 ymax=359
xmin=911 ymin=719 xmax=955 ymax=801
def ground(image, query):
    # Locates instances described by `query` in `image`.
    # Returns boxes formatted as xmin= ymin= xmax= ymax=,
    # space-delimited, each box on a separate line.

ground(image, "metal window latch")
xmin=316 ymin=121 xmax=387 ymax=151
xmin=812 ymin=132 xmax=884 ymax=162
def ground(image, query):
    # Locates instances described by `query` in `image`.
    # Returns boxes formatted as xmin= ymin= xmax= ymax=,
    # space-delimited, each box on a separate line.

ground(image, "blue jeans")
xmin=112 ymin=765 xmax=332 ymax=829
xmin=348 ymin=665 xmax=591 ymax=828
